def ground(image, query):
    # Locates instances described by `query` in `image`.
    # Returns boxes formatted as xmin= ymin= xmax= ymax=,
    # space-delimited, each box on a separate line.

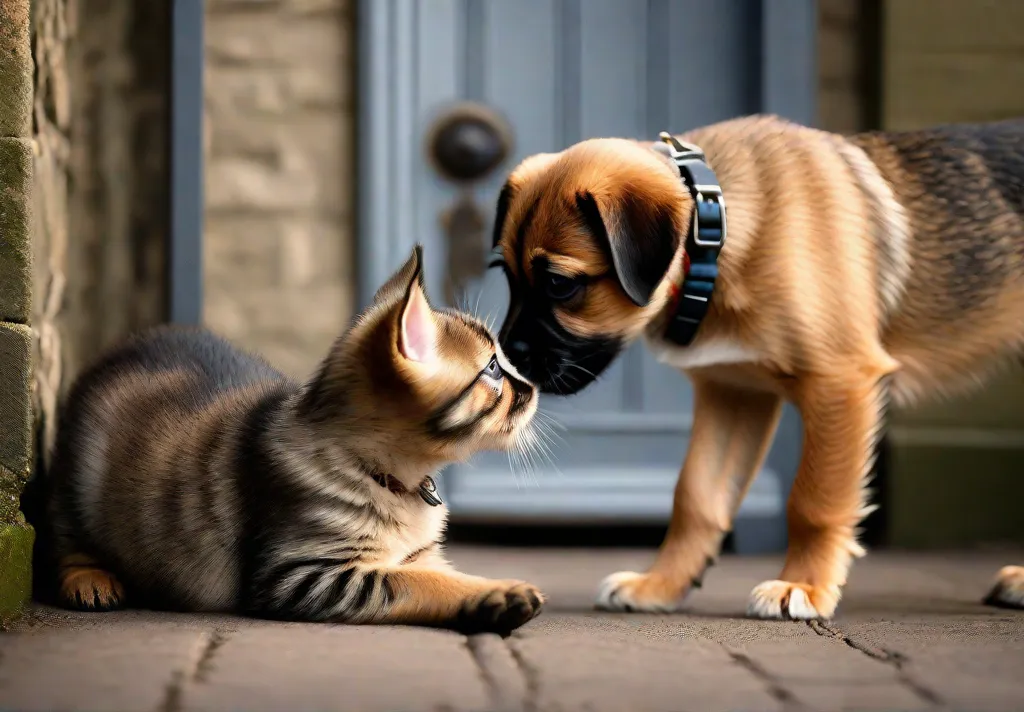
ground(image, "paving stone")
xmin=787 ymin=682 xmax=931 ymax=711
xmin=181 ymin=623 xmax=490 ymax=712
xmin=511 ymin=614 xmax=784 ymax=712
xmin=0 ymin=627 xmax=207 ymax=711
xmin=834 ymin=617 xmax=1024 ymax=712
xmin=737 ymin=638 xmax=899 ymax=683
xmin=5 ymin=550 xmax=1024 ymax=712
xmin=466 ymin=633 xmax=529 ymax=712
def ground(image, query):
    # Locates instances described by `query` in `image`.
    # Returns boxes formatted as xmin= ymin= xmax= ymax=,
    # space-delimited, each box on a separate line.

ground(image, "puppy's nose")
xmin=508 ymin=340 xmax=530 ymax=358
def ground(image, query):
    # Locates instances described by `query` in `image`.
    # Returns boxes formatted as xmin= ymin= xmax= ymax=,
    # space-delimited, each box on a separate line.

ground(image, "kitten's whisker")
xmin=472 ymin=288 xmax=484 ymax=319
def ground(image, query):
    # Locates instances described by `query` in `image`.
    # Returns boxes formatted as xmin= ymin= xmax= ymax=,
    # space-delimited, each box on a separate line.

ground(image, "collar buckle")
xmin=656 ymin=130 xmax=727 ymax=347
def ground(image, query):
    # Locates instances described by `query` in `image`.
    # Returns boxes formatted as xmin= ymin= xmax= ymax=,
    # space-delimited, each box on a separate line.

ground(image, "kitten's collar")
xmin=357 ymin=457 xmax=443 ymax=507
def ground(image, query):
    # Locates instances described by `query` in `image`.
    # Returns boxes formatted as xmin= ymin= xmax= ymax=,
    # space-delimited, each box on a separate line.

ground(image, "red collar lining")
xmin=666 ymin=251 xmax=691 ymax=310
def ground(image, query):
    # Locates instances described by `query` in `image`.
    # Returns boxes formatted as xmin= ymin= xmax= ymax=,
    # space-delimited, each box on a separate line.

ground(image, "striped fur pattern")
xmin=42 ymin=246 xmax=544 ymax=633
xmin=492 ymin=114 xmax=1024 ymax=619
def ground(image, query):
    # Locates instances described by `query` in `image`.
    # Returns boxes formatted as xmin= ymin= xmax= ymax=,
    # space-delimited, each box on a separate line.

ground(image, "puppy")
xmin=490 ymin=114 xmax=1024 ymax=619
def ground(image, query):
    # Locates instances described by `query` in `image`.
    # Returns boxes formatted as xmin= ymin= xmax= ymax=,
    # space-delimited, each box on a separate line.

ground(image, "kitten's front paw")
xmin=456 ymin=582 xmax=545 ymax=636
xmin=60 ymin=567 xmax=126 ymax=612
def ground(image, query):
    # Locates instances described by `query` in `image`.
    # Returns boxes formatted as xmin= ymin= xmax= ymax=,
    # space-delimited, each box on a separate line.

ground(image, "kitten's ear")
xmin=395 ymin=247 xmax=437 ymax=364
xmin=372 ymin=244 xmax=425 ymax=306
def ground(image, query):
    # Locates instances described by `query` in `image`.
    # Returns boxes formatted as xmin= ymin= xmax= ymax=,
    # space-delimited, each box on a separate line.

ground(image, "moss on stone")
xmin=0 ymin=322 xmax=32 ymax=523
xmin=0 ymin=515 xmax=34 ymax=627
xmin=0 ymin=137 xmax=32 ymax=324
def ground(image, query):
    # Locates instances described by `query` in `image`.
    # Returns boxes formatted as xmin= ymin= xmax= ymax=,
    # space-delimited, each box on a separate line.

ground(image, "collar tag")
xmin=657 ymin=131 xmax=727 ymax=347
xmin=418 ymin=476 xmax=443 ymax=507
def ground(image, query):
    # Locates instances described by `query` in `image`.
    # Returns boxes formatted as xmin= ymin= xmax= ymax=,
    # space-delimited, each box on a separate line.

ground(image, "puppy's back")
xmin=849 ymin=118 xmax=1024 ymax=398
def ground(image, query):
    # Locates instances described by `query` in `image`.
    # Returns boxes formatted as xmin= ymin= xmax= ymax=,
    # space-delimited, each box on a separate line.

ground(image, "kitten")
xmin=42 ymin=246 xmax=544 ymax=634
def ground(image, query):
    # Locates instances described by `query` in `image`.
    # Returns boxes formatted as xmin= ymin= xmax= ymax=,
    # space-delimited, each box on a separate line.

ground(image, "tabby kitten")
xmin=44 ymin=246 xmax=544 ymax=634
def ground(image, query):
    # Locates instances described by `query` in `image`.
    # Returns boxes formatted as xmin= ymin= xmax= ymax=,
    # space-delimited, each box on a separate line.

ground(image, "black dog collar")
xmin=655 ymin=132 xmax=727 ymax=347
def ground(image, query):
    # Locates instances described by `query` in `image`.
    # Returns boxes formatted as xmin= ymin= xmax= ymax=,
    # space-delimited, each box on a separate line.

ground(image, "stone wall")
xmin=0 ymin=0 xmax=35 ymax=624
xmin=203 ymin=0 xmax=356 ymax=379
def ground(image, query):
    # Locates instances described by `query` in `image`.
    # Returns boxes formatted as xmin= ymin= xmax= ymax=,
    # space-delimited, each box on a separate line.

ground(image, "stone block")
xmin=204 ymin=63 xmax=350 ymax=117
xmin=208 ymin=0 xmax=350 ymax=14
xmin=206 ymin=12 xmax=350 ymax=68
xmin=0 ymin=517 xmax=33 ymax=625
xmin=0 ymin=0 xmax=32 ymax=137
xmin=788 ymin=682 xmax=930 ymax=711
xmin=203 ymin=282 xmax=351 ymax=378
xmin=182 ymin=624 xmax=489 ymax=712
xmin=0 ymin=321 xmax=32 ymax=520
xmin=205 ymin=112 xmax=353 ymax=216
xmin=0 ymin=137 xmax=33 ymax=323
xmin=512 ymin=616 xmax=784 ymax=712
xmin=204 ymin=214 xmax=351 ymax=289
xmin=0 ymin=627 xmax=208 ymax=710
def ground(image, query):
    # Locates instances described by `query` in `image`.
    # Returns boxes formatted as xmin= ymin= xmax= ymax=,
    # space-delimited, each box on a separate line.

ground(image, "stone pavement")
xmin=1 ymin=546 xmax=1022 ymax=712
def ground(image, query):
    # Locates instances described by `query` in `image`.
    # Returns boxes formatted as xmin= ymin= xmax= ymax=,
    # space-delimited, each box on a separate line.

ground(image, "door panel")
xmin=359 ymin=0 xmax=817 ymax=552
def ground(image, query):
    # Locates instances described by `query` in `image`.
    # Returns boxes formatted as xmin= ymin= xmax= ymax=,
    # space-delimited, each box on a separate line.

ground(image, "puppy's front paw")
xmin=595 ymin=571 xmax=689 ymax=613
xmin=457 ymin=582 xmax=545 ymax=636
xmin=747 ymin=580 xmax=837 ymax=620
xmin=984 ymin=566 xmax=1024 ymax=609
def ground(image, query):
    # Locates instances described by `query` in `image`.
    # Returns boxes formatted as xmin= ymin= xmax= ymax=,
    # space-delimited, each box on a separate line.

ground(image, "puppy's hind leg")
xmin=747 ymin=373 xmax=887 ymax=620
xmin=984 ymin=566 xmax=1024 ymax=609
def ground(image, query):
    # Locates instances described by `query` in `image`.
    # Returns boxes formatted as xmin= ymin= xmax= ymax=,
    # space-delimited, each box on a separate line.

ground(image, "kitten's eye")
xmin=482 ymin=355 xmax=502 ymax=381
xmin=543 ymin=272 xmax=583 ymax=301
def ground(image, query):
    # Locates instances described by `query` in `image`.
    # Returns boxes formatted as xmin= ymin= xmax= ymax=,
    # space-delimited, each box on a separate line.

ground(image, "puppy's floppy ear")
xmin=575 ymin=190 xmax=681 ymax=306
xmin=491 ymin=180 xmax=517 ymax=248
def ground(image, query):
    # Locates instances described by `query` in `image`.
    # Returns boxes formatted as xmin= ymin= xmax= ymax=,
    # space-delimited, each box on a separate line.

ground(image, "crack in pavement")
xmin=807 ymin=620 xmax=945 ymax=707
xmin=158 ymin=629 xmax=230 ymax=712
xmin=723 ymin=646 xmax=804 ymax=711
xmin=193 ymin=629 xmax=229 ymax=684
xmin=506 ymin=637 xmax=540 ymax=712
xmin=465 ymin=636 xmax=514 ymax=712
xmin=465 ymin=633 xmax=535 ymax=712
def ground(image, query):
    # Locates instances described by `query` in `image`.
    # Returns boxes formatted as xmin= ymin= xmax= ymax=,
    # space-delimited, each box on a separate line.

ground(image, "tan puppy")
xmin=490 ymin=114 xmax=1024 ymax=619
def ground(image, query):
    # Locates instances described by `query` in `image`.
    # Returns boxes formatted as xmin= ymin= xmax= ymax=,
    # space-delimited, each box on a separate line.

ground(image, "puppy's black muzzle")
xmin=499 ymin=302 xmax=622 ymax=396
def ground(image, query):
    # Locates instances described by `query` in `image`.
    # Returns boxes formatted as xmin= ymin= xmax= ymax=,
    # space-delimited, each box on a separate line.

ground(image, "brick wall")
xmin=203 ymin=0 xmax=355 ymax=379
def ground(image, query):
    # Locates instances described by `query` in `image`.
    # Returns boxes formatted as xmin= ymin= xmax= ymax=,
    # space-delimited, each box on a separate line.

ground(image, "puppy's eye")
xmin=543 ymin=272 xmax=583 ymax=301
xmin=482 ymin=355 xmax=503 ymax=381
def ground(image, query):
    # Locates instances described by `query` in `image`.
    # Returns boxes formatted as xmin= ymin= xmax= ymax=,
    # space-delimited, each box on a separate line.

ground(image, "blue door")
xmin=357 ymin=0 xmax=816 ymax=553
